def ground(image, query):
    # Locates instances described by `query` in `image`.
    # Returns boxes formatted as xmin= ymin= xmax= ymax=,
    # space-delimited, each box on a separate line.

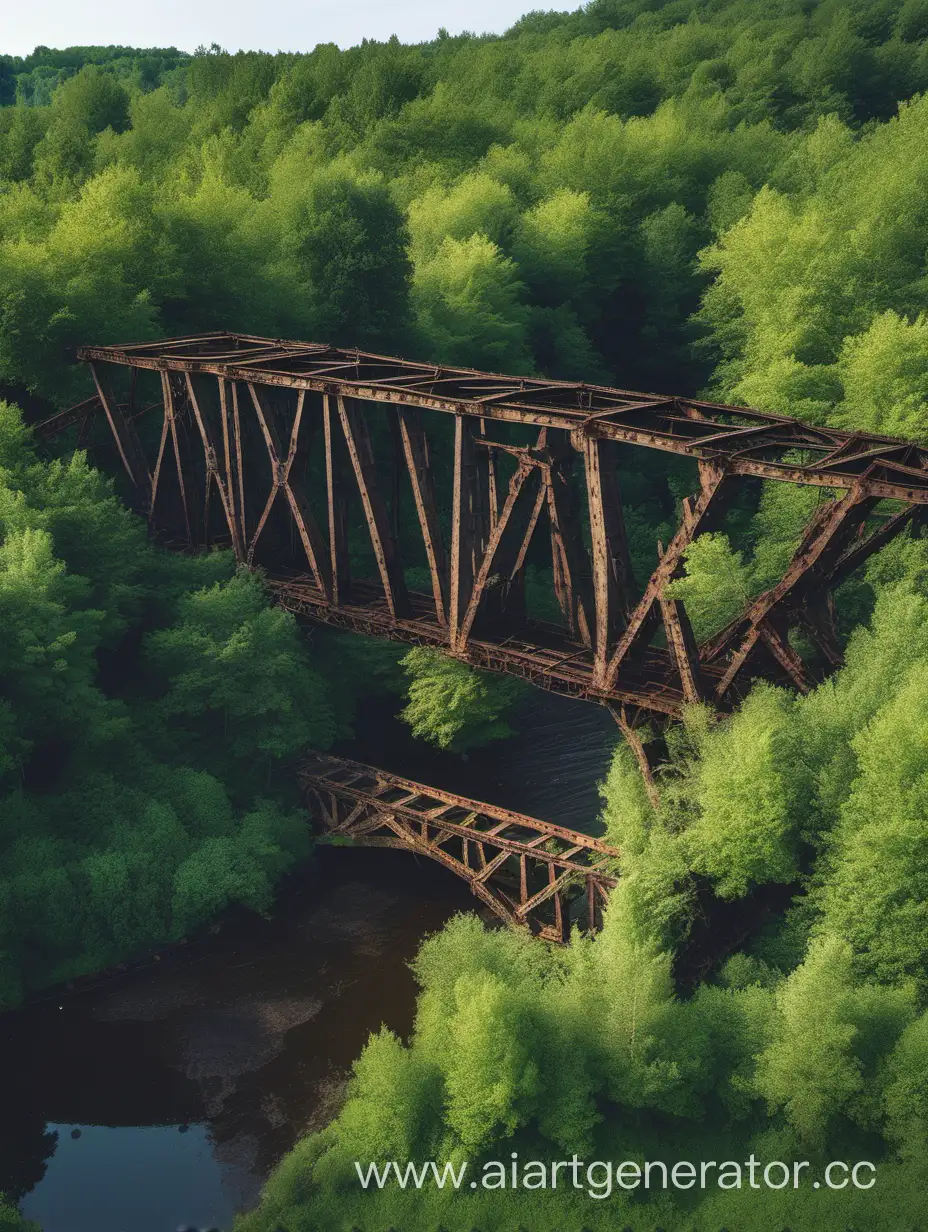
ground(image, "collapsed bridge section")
xmin=299 ymin=752 xmax=620 ymax=941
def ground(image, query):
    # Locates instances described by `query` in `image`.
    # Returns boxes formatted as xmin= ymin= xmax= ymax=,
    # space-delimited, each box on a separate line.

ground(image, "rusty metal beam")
xmin=89 ymin=362 xmax=151 ymax=505
xmin=160 ymin=371 xmax=198 ymax=546
xmin=585 ymin=435 xmax=634 ymax=674
xmin=75 ymin=335 xmax=928 ymax=502
xmin=602 ymin=460 xmax=728 ymax=691
xmin=300 ymin=751 xmax=620 ymax=939
xmin=450 ymin=415 xmax=492 ymax=650
xmin=248 ymin=383 xmax=331 ymax=597
xmin=546 ymin=448 xmax=593 ymax=647
xmin=323 ymin=394 xmax=351 ymax=605
xmin=395 ymin=406 xmax=448 ymax=625
xmin=607 ymin=704 xmax=661 ymax=809
xmin=458 ymin=461 xmax=537 ymax=644
xmin=184 ymin=373 xmax=242 ymax=556
xmin=337 ymin=395 xmax=410 ymax=618
xmin=713 ymin=483 xmax=878 ymax=701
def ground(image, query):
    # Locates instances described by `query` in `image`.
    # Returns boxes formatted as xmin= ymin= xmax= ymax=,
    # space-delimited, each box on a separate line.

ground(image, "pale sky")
xmin=4 ymin=0 xmax=559 ymax=57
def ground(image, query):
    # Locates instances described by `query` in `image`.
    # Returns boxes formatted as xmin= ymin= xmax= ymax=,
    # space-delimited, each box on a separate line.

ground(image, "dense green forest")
xmin=4 ymin=0 xmax=928 ymax=1229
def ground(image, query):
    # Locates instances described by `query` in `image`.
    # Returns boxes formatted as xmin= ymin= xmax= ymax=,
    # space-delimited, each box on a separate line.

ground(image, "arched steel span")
xmin=38 ymin=333 xmax=928 ymax=760
xmin=299 ymin=752 xmax=620 ymax=942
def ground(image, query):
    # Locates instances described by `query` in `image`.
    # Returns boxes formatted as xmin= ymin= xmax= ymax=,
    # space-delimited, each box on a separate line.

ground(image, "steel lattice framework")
xmin=37 ymin=332 xmax=928 ymax=740
xmin=299 ymin=752 xmax=620 ymax=940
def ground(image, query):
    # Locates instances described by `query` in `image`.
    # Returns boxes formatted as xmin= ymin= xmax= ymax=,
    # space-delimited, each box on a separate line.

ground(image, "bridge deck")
xmin=272 ymin=574 xmax=730 ymax=716
xmin=300 ymin=752 xmax=621 ymax=941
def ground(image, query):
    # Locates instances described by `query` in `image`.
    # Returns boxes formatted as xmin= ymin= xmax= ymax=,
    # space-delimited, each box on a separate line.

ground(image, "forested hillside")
xmin=5 ymin=0 xmax=928 ymax=410
xmin=3 ymin=1 xmax=928 ymax=1229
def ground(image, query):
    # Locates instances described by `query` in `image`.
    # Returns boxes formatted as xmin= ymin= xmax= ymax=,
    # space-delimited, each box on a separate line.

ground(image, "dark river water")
xmin=0 ymin=692 xmax=618 ymax=1232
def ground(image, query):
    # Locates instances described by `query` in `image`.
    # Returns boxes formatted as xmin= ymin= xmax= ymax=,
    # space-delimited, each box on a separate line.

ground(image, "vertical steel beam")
xmin=450 ymin=415 xmax=490 ymax=649
xmin=324 ymin=394 xmax=351 ymax=604
xmin=585 ymin=435 xmax=635 ymax=679
xmin=217 ymin=378 xmax=244 ymax=560
xmin=546 ymin=447 xmax=593 ymax=646
xmin=231 ymin=382 xmax=248 ymax=547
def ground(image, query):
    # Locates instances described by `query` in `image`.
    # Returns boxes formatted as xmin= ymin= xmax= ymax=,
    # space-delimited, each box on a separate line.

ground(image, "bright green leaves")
xmin=411 ymin=234 xmax=532 ymax=373
xmin=684 ymin=686 xmax=806 ymax=899
xmin=408 ymin=173 xmax=519 ymax=268
xmin=399 ymin=648 xmax=523 ymax=754
xmin=835 ymin=309 xmax=928 ymax=439
xmin=326 ymin=1028 xmax=442 ymax=1170
xmin=883 ymin=1010 xmax=928 ymax=1155
xmin=145 ymin=568 xmax=335 ymax=776
xmin=441 ymin=970 xmax=542 ymax=1153
xmin=592 ymin=877 xmax=683 ymax=1112
xmin=819 ymin=667 xmax=928 ymax=987
xmin=698 ymin=96 xmax=928 ymax=438
xmin=31 ymin=65 xmax=130 ymax=189
xmin=666 ymin=531 xmax=752 ymax=643
xmin=0 ymin=525 xmax=113 ymax=779
xmin=411 ymin=915 xmax=594 ymax=1157
xmin=751 ymin=935 xmax=916 ymax=1148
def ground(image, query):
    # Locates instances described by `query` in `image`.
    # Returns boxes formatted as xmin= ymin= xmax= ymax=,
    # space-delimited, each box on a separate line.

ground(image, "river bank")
xmin=1 ymin=692 xmax=619 ymax=1231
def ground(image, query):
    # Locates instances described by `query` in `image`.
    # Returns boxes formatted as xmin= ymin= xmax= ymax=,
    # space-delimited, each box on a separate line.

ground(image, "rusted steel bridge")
xmin=39 ymin=332 xmax=928 ymax=734
xmin=299 ymin=752 xmax=620 ymax=940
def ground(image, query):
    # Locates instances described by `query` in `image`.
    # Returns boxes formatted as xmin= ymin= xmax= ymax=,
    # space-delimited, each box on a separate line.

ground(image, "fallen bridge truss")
xmin=299 ymin=752 xmax=620 ymax=940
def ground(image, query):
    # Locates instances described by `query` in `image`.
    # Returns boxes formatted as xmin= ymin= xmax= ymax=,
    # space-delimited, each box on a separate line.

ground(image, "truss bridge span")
xmin=36 ymin=332 xmax=928 ymax=741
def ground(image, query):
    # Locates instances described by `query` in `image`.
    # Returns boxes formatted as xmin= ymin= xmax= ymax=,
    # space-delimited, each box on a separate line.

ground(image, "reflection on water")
xmin=1 ymin=692 xmax=618 ymax=1230
xmin=21 ymin=1125 xmax=235 ymax=1232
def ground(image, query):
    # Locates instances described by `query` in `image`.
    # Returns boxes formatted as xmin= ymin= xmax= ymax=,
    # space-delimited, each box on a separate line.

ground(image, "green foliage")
xmin=818 ymin=666 xmax=928 ymax=986
xmin=247 ymin=538 xmax=928 ymax=1226
xmin=683 ymin=686 xmax=806 ymax=898
xmin=754 ymin=936 xmax=861 ymax=1146
xmin=441 ymin=968 xmax=542 ymax=1151
xmin=0 ymin=1198 xmax=37 ymax=1232
xmin=747 ymin=482 xmax=823 ymax=590
xmin=4 ymin=0 xmax=913 ymax=406
xmin=882 ymin=1009 xmax=928 ymax=1154
xmin=399 ymin=648 xmax=523 ymax=753
xmin=836 ymin=308 xmax=928 ymax=437
xmin=591 ymin=876 xmax=684 ymax=1111
xmin=599 ymin=742 xmax=656 ymax=855
xmin=698 ymin=93 xmax=928 ymax=436
xmin=0 ymin=404 xmax=330 ymax=1004
xmin=665 ymin=531 xmax=752 ymax=641
xmin=262 ymin=159 xmax=412 ymax=347
xmin=145 ymin=568 xmax=334 ymax=782
xmin=411 ymin=233 xmax=532 ymax=371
